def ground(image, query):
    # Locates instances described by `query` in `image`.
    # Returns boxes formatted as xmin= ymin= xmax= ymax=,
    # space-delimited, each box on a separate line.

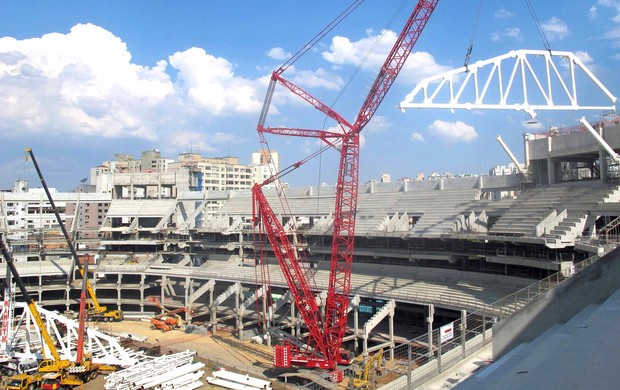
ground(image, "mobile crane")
xmin=253 ymin=0 xmax=438 ymax=371
xmin=1 ymin=234 xmax=101 ymax=388
xmin=25 ymin=148 xmax=124 ymax=322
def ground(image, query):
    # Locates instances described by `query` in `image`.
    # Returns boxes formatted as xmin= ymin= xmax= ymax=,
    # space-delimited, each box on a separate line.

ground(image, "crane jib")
xmin=253 ymin=0 xmax=439 ymax=370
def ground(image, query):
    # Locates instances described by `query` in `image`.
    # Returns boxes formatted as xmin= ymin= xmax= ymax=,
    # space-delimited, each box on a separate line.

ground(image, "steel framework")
xmin=398 ymin=49 xmax=617 ymax=119
xmin=1 ymin=301 xmax=142 ymax=367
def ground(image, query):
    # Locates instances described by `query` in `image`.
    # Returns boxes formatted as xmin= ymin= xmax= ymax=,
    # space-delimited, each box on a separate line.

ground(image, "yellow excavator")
xmin=25 ymin=148 xmax=123 ymax=322
xmin=353 ymin=349 xmax=384 ymax=389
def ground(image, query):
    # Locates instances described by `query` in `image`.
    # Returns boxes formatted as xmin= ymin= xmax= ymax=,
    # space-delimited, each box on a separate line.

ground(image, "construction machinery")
xmin=40 ymin=371 xmax=86 ymax=390
xmin=0 ymin=234 xmax=100 ymax=388
xmin=253 ymin=0 xmax=438 ymax=371
xmin=5 ymin=372 xmax=42 ymax=390
xmin=353 ymin=349 xmax=384 ymax=389
xmin=146 ymin=295 xmax=185 ymax=332
xmin=24 ymin=148 xmax=124 ymax=323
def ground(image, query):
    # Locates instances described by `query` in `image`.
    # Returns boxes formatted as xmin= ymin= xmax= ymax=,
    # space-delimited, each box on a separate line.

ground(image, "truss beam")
xmin=399 ymin=50 xmax=617 ymax=119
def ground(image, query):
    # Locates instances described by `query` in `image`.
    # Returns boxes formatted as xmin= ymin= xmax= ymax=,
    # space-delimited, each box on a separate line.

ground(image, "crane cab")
xmin=337 ymin=349 xmax=354 ymax=365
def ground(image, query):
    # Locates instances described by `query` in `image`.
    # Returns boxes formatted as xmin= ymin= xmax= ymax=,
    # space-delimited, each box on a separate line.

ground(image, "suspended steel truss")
xmin=398 ymin=49 xmax=617 ymax=119
xmin=1 ymin=301 xmax=143 ymax=367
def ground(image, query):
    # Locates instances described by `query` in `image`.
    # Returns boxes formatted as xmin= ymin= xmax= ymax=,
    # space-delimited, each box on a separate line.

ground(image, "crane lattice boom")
xmin=254 ymin=0 xmax=438 ymax=370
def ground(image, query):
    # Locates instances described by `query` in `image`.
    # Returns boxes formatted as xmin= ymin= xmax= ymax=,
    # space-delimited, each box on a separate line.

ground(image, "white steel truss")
xmin=5 ymin=302 xmax=143 ymax=367
xmin=399 ymin=49 xmax=617 ymax=119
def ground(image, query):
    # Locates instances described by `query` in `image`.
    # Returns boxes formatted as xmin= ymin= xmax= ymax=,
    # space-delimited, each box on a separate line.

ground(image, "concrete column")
xmin=290 ymin=295 xmax=296 ymax=336
xmin=234 ymin=284 xmax=240 ymax=332
xmin=140 ymin=274 xmax=145 ymax=313
xmin=210 ymin=286 xmax=216 ymax=335
xmin=130 ymin=172 xmax=134 ymax=200
xmin=547 ymin=136 xmax=555 ymax=184
xmin=600 ymin=148 xmax=608 ymax=182
xmin=523 ymin=133 xmax=531 ymax=168
xmin=427 ymin=304 xmax=434 ymax=359
xmin=236 ymin=290 xmax=243 ymax=339
xmin=157 ymin=172 xmax=162 ymax=199
xmin=185 ymin=277 xmax=192 ymax=325
xmin=116 ymin=274 xmax=122 ymax=308
xmin=389 ymin=309 xmax=395 ymax=361
xmin=238 ymin=233 xmax=243 ymax=257
xmin=461 ymin=310 xmax=467 ymax=358
xmin=547 ymin=157 xmax=556 ymax=184
xmin=39 ymin=274 xmax=43 ymax=302
xmin=354 ymin=307 xmax=359 ymax=352
xmin=160 ymin=275 xmax=167 ymax=308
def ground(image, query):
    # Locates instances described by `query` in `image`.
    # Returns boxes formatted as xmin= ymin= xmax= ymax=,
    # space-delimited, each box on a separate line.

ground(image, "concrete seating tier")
xmin=402 ymin=189 xmax=481 ymax=236
xmin=489 ymin=185 xmax=574 ymax=236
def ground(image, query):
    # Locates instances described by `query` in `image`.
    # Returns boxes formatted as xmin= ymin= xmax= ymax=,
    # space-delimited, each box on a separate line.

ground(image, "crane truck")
xmin=1 ymin=234 xmax=101 ymax=388
xmin=25 ymin=148 xmax=124 ymax=322
xmin=253 ymin=0 xmax=438 ymax=374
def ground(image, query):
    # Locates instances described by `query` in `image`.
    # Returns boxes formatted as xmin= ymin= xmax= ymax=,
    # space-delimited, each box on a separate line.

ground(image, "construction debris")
xmin=104 ymin=350 xmax=204 ymax=389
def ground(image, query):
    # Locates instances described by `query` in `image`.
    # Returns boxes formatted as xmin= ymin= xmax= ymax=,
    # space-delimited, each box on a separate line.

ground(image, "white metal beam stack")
xmin=105 ymin=349 xmax=205 ymax=389
xmin=207 ymin=368 xmax=272 ymax=390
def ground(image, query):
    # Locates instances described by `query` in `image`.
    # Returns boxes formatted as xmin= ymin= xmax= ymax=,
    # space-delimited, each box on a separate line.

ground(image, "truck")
xmin=38 ymin=352 xmax=101 ymax=382
xmin=87 ymin=306 xmax=124 ymax=322
xmin=5 ymin=372 xmax=42 ymax=390
xmin=0 ymin=357 xmax=39 ymax=377
xmin=40 ymin=372 xmax=84 ymax=390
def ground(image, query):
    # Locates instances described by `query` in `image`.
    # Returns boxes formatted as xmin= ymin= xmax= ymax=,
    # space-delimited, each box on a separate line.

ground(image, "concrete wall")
xmin=492 ymin=247 xmax=620 ymax=358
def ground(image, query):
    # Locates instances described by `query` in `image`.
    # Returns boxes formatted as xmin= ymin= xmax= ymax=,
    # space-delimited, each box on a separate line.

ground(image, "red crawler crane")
xmin=253 ymin=0 xmax=439 ymax=370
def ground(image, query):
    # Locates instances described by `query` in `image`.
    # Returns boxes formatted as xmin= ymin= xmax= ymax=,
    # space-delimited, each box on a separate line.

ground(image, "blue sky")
xmin=0 ymin=0 xmax=619 ymax=191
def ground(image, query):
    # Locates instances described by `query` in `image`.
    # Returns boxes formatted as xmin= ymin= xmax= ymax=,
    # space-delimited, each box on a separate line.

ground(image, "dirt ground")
xmin=85 ymin=319 xmax=276 ymax=389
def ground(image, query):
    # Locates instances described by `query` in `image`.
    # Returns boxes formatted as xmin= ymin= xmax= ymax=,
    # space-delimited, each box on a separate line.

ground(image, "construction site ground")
xmin=0 ymin=319 xmax=396 ymax=389
xmin=82 ymin=319 xmax=278 ymax=389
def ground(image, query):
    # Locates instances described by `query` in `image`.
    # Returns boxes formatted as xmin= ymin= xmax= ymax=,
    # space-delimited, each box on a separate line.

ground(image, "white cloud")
xmin=321 ymin=29 xmax=450 ymax=84
xmin=167 ymin=130 xmax=217 ymax=153
xmin=267 ymin=47 xmax=291 ymax=61
xmin=410 ymin=132 xmax=424 ymax=142
xmin=0 ymin=23 xmax=267 ymax=143
xmin=574 ymin=50 xmax=594 ymax=65
xmin=428 ymin=120 xmax=477 ymax=142
xmin=590 ymin=5 xmax=599 ymax=19
xmin=603 ymin=25 xmax=620 ymax=42
xmin=494 ymin=9 xmax=513 ymax=18
xmin=364 ymin=115 xmax=390 ymax=134
xmin=0 ymin=23 xmax=173 ymax=139
xmin=166 ymin=130 xmax=242 ymax=154
xmin=322 ymin=29 xmax=391 ymax=68
xmin=541 ymin=17 xmax=569 ymax=41
xmin=491 ymin=27 xmax=523 ymax=42
xmin=598 ymin=0 xmax=620 ymax=23
xmin=291 ymin=68 xmax=344 ymax=90
xmin=169 ymin=47 xmax=263 ymax=114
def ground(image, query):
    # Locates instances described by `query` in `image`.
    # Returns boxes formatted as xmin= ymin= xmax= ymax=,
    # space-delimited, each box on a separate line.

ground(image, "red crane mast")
xmin=253 ymin=0 xmax=439 ymax=370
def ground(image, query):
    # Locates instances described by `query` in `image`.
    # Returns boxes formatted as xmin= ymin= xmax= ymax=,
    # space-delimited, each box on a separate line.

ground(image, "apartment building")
xmin=0 ymin=180 xmax=112 ymax=259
